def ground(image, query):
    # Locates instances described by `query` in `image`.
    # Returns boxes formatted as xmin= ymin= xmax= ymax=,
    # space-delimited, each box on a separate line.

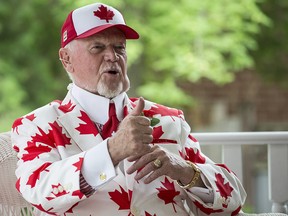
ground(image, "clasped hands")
xmin=108 ymin=97 xmax=195 ymax=185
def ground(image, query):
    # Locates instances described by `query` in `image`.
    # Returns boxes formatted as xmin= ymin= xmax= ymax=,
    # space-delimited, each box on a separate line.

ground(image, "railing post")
xmin=268 ymin=143 xmax=288 ymax=213
xmin=222 ymin=145 xmax=243 ymax=183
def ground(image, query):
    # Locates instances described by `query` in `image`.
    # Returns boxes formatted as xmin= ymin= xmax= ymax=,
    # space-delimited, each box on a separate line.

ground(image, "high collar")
xmin=70 ymin=83 xmax=126 ymax=124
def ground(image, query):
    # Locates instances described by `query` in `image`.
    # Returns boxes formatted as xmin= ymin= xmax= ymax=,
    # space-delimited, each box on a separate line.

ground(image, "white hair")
xmin=62 ymin=41 xmax=76 ymax=81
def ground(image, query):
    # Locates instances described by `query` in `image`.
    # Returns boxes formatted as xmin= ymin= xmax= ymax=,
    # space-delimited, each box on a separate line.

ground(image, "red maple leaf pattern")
xmin=64 ymin=202 xmax=79 ymax=214
xmin=58 ymin=100 xmax=76 ymax=113
xmin=151 ymin=126 xmax=177 ymax=144
xmin=48 ymin=121 xmax=71 ymax=148
xmin=76 ymin=111 xmax=99 ymax=136
xmin=215 ymin=173 xmax=234 ymax=205
xmin=12 ymin=117 xmax=24 ymax=134
xmin=145 ymin=212 xmax=157 ymax=216
xmin=72 ymin=190 xmax=85 ymax=199
xmin=143 ymin=104 xmax=181 ymax=121
xmin=152 ymin=126 xmax=164 ymax=139
xmin=94 ymin=5 xmax=115 ymax=23
xmin=27 ymin=162 xmax=51 ymax=188
xmin=12 ymin=114 xmax=36 ymax=134
xmin=180 ymin=147 xmax=206 ymax=164
xmin=108 ymin=185 xmax=131 ymax=210
xmin=193 ymin=200 xmax=223 ymax=215
xmin=188 ymin=134 xmax=198 ymax=142
xmin=22 ymin=127 xmax=54 ymax=162
xmin=32 ymin=203 xmax=57 ymax=215
xmin=72 ymin=157 xmax=83 ymax=172
xmin=13 ymin=145 xmax=19 ymax=153
xmin=26 ymin=113 xmax=36 ymax=121
xmin=216 ymin=163 xmax=232 ymax=173
xmin=22 ymin=123 xmax=70 ymax=162
xmin=231 ymin=205 xmax=242 ymax=216
xmin=16 ymin=178 xmax=21 ymax=192
xmin=156 ymin=177 xmax=180 ymax=213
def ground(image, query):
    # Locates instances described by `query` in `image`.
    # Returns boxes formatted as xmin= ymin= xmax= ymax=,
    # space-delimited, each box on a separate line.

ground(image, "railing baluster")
xmin=268 ymin=143 xmax=288 ymax=213
xmin=194 ymin=131 xmax=288 ymax=213
xmin=222 ymin=144 xmax=243 ymax=183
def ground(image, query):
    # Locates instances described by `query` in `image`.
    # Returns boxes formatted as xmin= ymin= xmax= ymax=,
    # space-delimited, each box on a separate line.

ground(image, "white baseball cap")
xmin=61 ymin=3 xmax=139 ymax=47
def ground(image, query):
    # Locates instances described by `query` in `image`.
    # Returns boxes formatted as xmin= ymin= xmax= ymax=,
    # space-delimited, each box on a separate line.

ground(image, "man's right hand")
xmin=107 ymin=97 xmax=153 ymax=165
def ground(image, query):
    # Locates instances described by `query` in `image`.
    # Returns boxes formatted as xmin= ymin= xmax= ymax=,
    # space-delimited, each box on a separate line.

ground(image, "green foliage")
xmin=130 ymin=0 xmax=269 ymax=106
xmin=138 ymin=78 xmax=195 ymax=107
xmin=0 ymin=0 xmax=269 ymax=130
xmin=252 ymin=0 xmax=288 ymax=87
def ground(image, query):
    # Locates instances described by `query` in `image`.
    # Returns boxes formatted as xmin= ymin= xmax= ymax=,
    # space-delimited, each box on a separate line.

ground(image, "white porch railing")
xmin=193 ymin=131 xmax=288 ymax=214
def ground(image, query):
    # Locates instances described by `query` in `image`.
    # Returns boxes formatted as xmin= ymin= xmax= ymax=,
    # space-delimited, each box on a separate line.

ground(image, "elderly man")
xmin=11 ymin=2 xmax=246 ymax=216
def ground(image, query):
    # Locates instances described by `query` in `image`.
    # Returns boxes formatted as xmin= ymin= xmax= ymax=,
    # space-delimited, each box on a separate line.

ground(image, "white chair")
xmin=0 ymin=132 xmax=286 ymax=216
xmin=0 ymin=132 xmax=33 ymax=215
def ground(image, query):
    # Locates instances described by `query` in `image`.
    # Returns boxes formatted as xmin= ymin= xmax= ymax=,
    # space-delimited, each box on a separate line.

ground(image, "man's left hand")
xmin=126 ymin=145 xmax=198 ymax=186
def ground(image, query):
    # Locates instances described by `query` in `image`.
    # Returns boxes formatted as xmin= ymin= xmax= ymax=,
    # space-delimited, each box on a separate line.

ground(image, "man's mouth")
xmin=107 ymin=70 xmax=119 ymax=75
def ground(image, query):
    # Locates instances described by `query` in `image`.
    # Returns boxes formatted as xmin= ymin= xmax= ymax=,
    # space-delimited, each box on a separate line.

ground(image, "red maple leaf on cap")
xmin=156 ymin=177 xmax=180 ymax=213
xmin=94 ymin=5 xmax=115 ymax=23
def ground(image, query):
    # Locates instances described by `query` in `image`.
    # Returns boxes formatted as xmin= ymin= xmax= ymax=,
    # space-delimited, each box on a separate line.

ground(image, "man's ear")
xmin=59 ymin=48 xmax=74 ymax=73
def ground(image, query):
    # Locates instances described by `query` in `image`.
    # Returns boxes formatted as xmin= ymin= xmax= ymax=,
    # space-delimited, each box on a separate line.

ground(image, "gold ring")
xmin=153 ymin=159 xmax=162 ymax=168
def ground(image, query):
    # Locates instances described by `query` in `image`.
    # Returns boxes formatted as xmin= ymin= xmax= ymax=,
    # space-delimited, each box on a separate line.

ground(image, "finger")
xmin=130 ymin=97 xmax=145 ymax=116
xmin=134 ymin=161 xmax=156 ymax=181
xmin=127 ymin=152 xmax=154 ymax=174
xmin=127 ymin=155 xmax=140 ymax=162
xmin=126 ymin=143 xmax=152 ymax=163
xmin=144 ymin=169 xmax=163 ymax=184
xmin=135 ymin=116 xmax=151 ymax=126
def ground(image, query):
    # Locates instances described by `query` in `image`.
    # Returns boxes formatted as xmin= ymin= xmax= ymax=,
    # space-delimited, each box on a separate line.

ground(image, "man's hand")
xmin=108 ymin=97 xmax=153 ymax=165
xmin=126 ymin=145 xmax=206 ymax=188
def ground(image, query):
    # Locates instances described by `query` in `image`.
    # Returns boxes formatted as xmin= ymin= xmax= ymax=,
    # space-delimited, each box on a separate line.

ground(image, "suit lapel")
xmin=57 ymin=91 xmax=104 ymax=152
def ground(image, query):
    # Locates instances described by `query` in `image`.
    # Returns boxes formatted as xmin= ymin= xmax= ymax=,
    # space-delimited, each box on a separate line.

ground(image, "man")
xmin=11 ymin=2 xmax=246 ymax=216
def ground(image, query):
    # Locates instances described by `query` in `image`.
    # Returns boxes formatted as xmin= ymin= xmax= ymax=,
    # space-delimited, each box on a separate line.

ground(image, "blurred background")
xmin=1 ymin=0 xmax=287 ymax=213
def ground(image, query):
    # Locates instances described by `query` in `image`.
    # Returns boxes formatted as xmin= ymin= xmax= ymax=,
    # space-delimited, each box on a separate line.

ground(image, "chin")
xmin=97 ymin=83 xmax=126 ymax=99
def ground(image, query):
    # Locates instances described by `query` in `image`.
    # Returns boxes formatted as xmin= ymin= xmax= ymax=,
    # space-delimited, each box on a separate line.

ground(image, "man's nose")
xmin=104 ymin=46 xmax=119 ymax=62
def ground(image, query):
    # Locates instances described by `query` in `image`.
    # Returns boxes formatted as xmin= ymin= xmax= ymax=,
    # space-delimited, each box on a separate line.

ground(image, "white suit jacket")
xmin=11 ymin=90 xmax=246 ymax=216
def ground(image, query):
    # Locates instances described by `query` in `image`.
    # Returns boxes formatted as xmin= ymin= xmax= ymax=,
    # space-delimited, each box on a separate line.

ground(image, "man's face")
xmin=61 ymin=28 xmax=129 ymax=98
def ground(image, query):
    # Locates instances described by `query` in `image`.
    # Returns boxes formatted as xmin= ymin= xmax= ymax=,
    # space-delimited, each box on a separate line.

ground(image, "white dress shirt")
xmin=71 ymin=84 xmax=124 ymax=188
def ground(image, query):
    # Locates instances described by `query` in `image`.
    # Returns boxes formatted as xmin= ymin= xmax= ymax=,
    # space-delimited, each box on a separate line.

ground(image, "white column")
xmin=268 ymin=143 xmax=288 ymax=213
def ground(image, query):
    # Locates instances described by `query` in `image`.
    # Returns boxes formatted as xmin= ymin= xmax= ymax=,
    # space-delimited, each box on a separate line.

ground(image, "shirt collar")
xmin=71 ymin=83 xmax=125 ymax=124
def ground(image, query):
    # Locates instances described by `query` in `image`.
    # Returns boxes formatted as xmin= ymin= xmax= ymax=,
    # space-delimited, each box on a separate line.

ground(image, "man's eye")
xmin=92 ymin=45 xmax=104 ymax=50
xmin=115 ymin=45 xmax=126 ymax=52
xmin=89 ymin=45 xmax=105 ymax=53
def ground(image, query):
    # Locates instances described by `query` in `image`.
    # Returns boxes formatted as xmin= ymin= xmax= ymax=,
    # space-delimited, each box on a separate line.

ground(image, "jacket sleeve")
xmin=11 ymin=114 xmax=89 ymax=215
xmin=178 ymin=114 xmax=247 ymax=215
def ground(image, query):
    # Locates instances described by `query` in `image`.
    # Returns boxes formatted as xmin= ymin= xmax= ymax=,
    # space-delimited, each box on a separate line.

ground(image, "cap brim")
xmin=76 ymin=24 xmax=139 ymax=40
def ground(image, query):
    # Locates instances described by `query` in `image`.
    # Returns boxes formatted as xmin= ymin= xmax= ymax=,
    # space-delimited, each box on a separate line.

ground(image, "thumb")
xmin=130 ymin=97 xmax=145 ymax=116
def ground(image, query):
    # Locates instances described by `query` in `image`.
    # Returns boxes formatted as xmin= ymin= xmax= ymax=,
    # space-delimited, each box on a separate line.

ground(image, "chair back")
xmin=0 ymin=132 xmax=33 ymax=215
